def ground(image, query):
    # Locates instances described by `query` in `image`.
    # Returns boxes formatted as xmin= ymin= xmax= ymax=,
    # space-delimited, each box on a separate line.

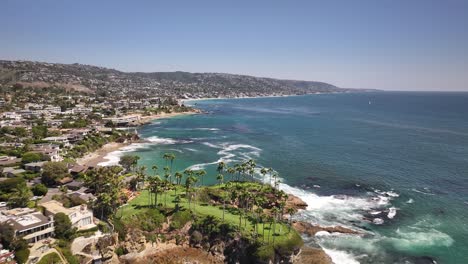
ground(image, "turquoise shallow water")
xmin=106 ymin=92 xmax=468 ymax=264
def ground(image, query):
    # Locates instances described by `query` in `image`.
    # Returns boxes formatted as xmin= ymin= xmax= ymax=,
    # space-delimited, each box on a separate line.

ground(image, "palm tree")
xmin=185 ymin=175 xmax=196 ymax=210
xmin=255 ymin=207 xmax=263 ymax=234
xmin=136 ymin=166 xmax=147 ymax=190
xmin=267 ymin=168 xmax=273 ymax=186
xmin=152 ymin=165 xmax=159 ymax=175
xmin=175 ymin=171 xmax=183 ymax=185
xmin=216 ymin=174 xmax=227 ymax=221
xmin=267 ymin=215 xmax=274 ymax=244
xmin=196 ymin=170 xmax=207 ymax=186
xmin=278 ymin=200 xmax=286 ymax=233
xmin=287 ymin=207 xmax=295 ymax=232
xmin=227 ymin=167 xmax=235 ymax=182
xmin=163 ymin=153 xmax=176 ymax=182
xmin=234 ymin=164 xmax=242 ymax=181
xmin=271 ymin=207 xmax=279 ymax=245
xmin=148 ymin=175 xmax=161 ymax=208
xmin=260 ymin=167 xmax=267 ymax=185
xmin=174 ymin=172 xmax=183 ymax=195
xmin=217 ymin=161 xmax=226 ymax=174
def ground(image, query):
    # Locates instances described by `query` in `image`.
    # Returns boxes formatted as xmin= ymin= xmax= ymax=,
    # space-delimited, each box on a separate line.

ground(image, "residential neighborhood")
xmin=0 ymin=77 xmax=195 ymax=264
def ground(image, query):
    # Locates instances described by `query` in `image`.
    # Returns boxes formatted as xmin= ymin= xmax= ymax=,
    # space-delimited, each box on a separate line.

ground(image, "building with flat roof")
xmin=41 ymin=200 xmax=95 ymax=230
xmin=0 ymin=208 xmax=54 ymax=243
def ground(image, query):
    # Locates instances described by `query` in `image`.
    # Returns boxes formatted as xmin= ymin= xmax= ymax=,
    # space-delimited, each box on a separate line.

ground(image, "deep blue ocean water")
xmin=105 ymin=92 xmax=468 ymax=263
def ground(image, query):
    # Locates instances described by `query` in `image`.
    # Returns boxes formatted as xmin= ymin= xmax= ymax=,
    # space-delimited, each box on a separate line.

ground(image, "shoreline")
xmin=75 ymin=110 xmax=200 ymax=167
xmin=181 ymin=93 xmax=305 ymax=104
xmin=76 ymin=142 xmax=132 ymax=167
xmin=136 ymin=109 xmax=201 ymax=124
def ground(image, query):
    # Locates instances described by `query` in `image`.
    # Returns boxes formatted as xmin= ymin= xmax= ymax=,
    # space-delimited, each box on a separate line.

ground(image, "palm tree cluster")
xmin=128 ymin=153 xmax=296 ymax=246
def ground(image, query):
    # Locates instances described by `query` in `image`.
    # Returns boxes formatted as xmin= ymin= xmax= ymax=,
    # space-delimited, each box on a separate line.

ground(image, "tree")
xmin=31 ymin=125 xmax=48 ymax=140
xmin=84 ymin=166 xmax=125 ymax=219
xmin=31 ymin=183 xmax=48 ymax=196
xmin=174 ymin=172 xmax=183 ymax=195
xmin=41 ymin=162 xmax=69 ymax=187
xmin=21 ymin=152 xmax=43 ymax=164
xmin=196 ymin=170 xmax=206 ymax=186
xmin=119 ymin=155 xmax=139 ymax=172
xmin=216 ymin=173 xmax=226 ymax=221
xmin=0 ymin=222 xmax=15 ymax=249
xmin=287 ymin=207 xmax=295 ymax=232
xmin=9 ymin=182 xmax=32 ymax=208
xmin=54 ymin=212 xmax=75 ymax=240
xmin=163 ymin=153 xmax=176 ymax=182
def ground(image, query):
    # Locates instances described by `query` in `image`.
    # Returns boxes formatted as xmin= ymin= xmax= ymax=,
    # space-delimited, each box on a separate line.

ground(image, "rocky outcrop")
xmin=295 ymin=246 xmax=333 ymax=264
xmin=286 ymin=194 xmax=308 ymax=212
xmin=293 ymin=221 xmax=360 ymax=236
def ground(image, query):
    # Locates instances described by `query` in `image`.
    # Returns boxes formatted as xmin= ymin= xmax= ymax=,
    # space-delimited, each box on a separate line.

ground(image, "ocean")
xmin=101 ymin=92 xmax=468 ymax=264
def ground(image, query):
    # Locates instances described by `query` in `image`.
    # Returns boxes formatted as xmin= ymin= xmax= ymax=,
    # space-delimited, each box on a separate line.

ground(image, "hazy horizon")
xmin=1 ymin=0 xmax=467 ymax=91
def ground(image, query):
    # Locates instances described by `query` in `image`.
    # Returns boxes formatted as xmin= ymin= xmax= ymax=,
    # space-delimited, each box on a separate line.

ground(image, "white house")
xmin=41 ymin=200 xmax=96 ymax=230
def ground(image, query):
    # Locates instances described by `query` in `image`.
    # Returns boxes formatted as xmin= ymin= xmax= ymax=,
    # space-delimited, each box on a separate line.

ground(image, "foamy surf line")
xmin=186 ymin=142 xmax=263 ymax=170
xmin=98 ymin=136 xmax=192 ymax=166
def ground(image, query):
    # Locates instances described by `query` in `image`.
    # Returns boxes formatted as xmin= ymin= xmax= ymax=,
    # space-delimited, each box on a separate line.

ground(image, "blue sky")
xmin=1 ymin=0 xmax=467 ymax=91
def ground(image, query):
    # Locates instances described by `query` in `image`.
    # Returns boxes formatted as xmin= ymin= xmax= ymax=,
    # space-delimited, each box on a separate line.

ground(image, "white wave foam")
xmin=98 ymin=136 xmax=191 ymax=167
xmin=406 ymin=198 xmax=414 ymax=204
xmin=188 ymin=142 xmax=262 ymax=171
xmin=322 ymin=247 xmax=360 ymax=264
xmin=411 ymin=188 xmax=435 ymax=195
xmin=202 ymin=142 xmax=219 ymax=148
xmin=389 ymin=228 xmax=454 ymax=251
xmin=373 ymin=218 xmax=384 ymax=225
xmin=98 ymin=143 xmax=150 ymax=166
xmin=184 ymin=148 xmax=199 ymax=152
xmin=387 ymin=207 xmax=397 ymax=219
xmin=278 ymin=183 xmax=391 ymax=228
xmin=147 ymin=136 xmax=192 ymax=144
xmin=195 ymin=127 xmax=220 ymax=131
xmin=168 ymin=148 xmax=183 ymax=153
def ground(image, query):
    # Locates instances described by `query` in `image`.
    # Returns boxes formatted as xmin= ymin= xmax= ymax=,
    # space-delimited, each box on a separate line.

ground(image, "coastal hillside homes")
xmin=0 ymin=208 xmax=54 ymax=243
xmin=31 ymin=144 xmax=62 ymax=162
xmin=42 ymin=136 xmax=70 ymax=147
xmin=1 ymin=112 xmax=22 ymax=121
xmin=0 ymin=156 xmax=22 ymax=167
xmin=1 ymin=167 xmax=26 ymax=177
xmin=24 ymin=161 xmax=46 ymax=173
xmin=72 ymin=105 xmax=93 ymax=115
xmin=102 ymin=115 xmax=141 ymax=126
xmin=41 ymin=200 xmax=96 ymax=230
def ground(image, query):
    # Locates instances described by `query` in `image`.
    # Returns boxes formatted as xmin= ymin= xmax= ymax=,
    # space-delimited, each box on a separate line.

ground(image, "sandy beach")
xmin=76 ymin=111 xmax=200 ymax=167
xmin=76 ymin=142 xmax=131 ymax=167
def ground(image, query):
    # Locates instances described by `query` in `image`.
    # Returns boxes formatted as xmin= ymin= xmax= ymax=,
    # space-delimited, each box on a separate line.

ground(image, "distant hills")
xmin=0 ymin=60 xmax=374 ymax=99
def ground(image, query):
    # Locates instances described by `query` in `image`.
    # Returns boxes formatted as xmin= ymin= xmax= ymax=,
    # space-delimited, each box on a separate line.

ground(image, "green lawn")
xmin=116 ymin=184 xmax=300 ymax=246
xmin=37 ymin=252 xmax=62 ymax=264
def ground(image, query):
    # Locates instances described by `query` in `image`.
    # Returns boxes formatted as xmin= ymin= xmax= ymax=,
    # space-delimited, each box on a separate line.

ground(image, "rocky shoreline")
xmin=91 ymin=193 xmax=358 ymax=264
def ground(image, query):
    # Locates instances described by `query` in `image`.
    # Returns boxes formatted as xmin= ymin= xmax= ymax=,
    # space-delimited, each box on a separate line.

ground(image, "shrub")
xmin=190 ymin=231 xmax=203 ymax=246
xmin=37 ymin=252 xmax=61 ymax=264
xmin=170 ymin=210 xmax=192 ymax=230
xmin=31 ymin=183 xmax=48 ymax=196
xmin=115 ymin=246 xmax=127 ymax=256
xmin=254 ymin=244 xmax=275 ymax=263
xmin=14 ymin=249 xmax=30 ymax=264
xmin=273 ymin=230 xmax=304 ymax=256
